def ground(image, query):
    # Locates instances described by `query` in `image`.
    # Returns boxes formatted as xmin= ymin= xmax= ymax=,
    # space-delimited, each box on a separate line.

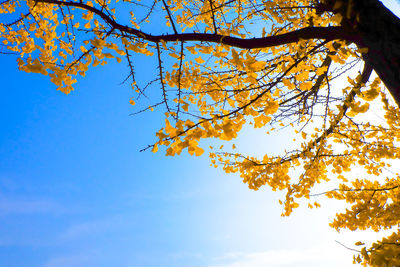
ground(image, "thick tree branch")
xmin=34 ymin=0 xmax=351 ymax=49
xmin=317 ymin=0 xmax=400 ymax=107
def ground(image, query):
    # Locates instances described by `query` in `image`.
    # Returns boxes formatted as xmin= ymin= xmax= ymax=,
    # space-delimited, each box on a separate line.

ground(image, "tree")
xmin=1 ymin=0 xmax=400 ymax=265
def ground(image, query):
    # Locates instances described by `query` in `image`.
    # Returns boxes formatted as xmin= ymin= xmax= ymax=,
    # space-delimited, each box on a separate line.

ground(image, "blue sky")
xmin=1 ymin=1 xmax=400 ymax=266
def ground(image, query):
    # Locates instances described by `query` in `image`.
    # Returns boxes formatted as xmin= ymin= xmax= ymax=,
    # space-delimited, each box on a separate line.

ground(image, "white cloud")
xmin=207 ymin=245 xmax=355 ymax=267
xmin=42 ymin=250 xmax=99 ymax=267
xmin=0 ymin=196 xmax=63 ymax=214
xmin=59 ymin=215 xmax=126 ymax=241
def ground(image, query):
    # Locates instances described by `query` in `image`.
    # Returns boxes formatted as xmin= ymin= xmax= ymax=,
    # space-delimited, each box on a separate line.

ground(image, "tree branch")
xmin=161 ymin=0 xmax=178 ymax=34
xmin=34 ymin=0 xmax=352 ymax=49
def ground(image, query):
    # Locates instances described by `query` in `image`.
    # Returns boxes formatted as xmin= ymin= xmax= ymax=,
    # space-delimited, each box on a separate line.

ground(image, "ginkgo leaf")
xmin=3 ymin=1 xmax=400 ymax=266
xmin=194 ymin=57 xmax=205 ymax=64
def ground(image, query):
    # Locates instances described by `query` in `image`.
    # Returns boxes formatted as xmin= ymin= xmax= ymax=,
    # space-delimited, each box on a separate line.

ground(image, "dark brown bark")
xmin=357 ymin=1 xmax=400 ymax=107
xmin=320 ymin=0 xmax=400 ymax=107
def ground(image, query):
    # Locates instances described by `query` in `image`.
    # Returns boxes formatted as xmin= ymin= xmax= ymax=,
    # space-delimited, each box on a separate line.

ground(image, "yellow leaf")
xmin=194 ymin=57 xmax=205 ymax=64
xmin=169 ymin=53 xmax=180 ymax=59
xmin=316 ymin=66 xmax=328 ymax=76
xmin=151 ymin=144 xmax=159 ymax=153
xmin=264 ymin=101 xmax=279 ymax=114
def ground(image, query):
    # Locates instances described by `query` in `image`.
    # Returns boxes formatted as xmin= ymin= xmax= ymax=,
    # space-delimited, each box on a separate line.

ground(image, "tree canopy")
xmin=1 ymin=0 xmax=400 ymax=265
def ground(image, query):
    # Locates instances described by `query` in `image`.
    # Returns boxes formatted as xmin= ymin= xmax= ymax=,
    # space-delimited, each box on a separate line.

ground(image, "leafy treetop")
xmin=1 ymin=0 xmax=400 ymax=265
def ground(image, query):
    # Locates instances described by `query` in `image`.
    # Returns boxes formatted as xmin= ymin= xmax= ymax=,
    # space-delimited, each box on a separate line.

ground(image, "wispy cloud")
xmin=207 ymin=245 xmax=354 ymax=267
xmin=0 ymin=196 xmax=64 ymax=214
xmin=59 ymin=215 xmax=127 ymax=241
xmin=42 ymin=250 xmax=99 ymax=267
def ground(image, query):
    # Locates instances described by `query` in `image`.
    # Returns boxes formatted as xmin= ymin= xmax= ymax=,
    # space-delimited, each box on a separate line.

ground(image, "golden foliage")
xmin=1 ymin=0 xmax=400 ymax=265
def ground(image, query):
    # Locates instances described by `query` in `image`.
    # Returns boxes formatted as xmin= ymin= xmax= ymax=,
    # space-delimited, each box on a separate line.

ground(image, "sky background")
xmin=1 ymin=1 xmax=400 ymax=266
